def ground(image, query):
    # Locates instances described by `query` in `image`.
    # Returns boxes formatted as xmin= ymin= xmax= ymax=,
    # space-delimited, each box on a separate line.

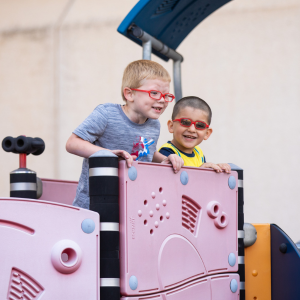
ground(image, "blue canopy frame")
xmin=118 ymin=0 xmax=232 ymax=61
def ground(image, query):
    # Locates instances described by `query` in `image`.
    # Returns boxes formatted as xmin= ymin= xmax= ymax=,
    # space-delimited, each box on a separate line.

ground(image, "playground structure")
xmin=1 ymin=0 xmax=300 ymax=300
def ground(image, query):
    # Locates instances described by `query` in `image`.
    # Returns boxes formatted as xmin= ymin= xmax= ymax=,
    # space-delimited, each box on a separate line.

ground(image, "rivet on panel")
xmin=279 ymin=243 xmax=287 ymax=253
xmin=138 ymin=210 xmax=142 ymax=217
xmin=228 ymin=176 xmax=236 ymax=189
xmin=155 ymin=221 xmax=159 ymax=228
xmin=180 ymin=171 xmax=189 ymax=185
xmin=162 ymin=200 xmax=167 ymax=206
xmin=129 ymin=275 xmax=138 ymax=290
xmin=128 ymin=166 xmax=137 ymax=181
xmin=151 ymin=192 xmax=156 ymax=199
xmin=230 ymin=279 xmax=238 ymax=293
xmin=149 ymin=210 xmax=154 ymax=217
xmin=81 ymin=219 xmax=95 ymax=234
xmin=228 ymin=253 xmax=236 ymax=267
xmin=252 ymin=270 xmax=258 ymax=277
xmin=156 ymin=204 xmax=160 ymax=210
xmin=166 ymin=212 xmax=170 ymax=219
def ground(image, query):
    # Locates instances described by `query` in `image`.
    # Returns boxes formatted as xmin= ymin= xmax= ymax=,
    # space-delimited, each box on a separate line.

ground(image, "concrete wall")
xmin=1 ymin=0 xmax=300 ymax=240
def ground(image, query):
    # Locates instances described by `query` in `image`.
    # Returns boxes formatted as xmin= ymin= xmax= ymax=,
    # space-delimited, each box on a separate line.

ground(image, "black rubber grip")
xmin=90 ymin=203 xmax=119 ymax=222
xmin=238 ymin=263 xmax=245 ymax=281
xmin=100 ymin=232 xmax=119 ymax=251
xmin=100 ymin=258 xmax=120 ymax=278
xmin=238 ymin=238 xmax=245 ymax=256
xmin=89 ymin=157 xmax=119 ymax=168
xmin=89 ymin=177 xmax=119 ymax=196
xmin=90 ymin=195 xmax=119 ymax=204
xmin=10 ymin=191 xmax=37 ymax=199
xmin=10 ymin=173 xmax=36 ymax=183
xmin=100 ymin=287 xmax=120 ymax=300
xmin=101 ymin=250 xmax=119 ymax=259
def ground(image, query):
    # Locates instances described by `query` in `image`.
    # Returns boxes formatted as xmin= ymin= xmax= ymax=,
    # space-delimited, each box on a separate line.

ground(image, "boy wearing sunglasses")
xmin=66 ymin=60 xmax=184 ymax=209
xmin=159 ymin=96 xmax=231 ymax=173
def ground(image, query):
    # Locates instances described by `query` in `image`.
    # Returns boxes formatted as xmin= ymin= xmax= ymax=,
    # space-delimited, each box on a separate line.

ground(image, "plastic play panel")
xmin=0 ymin=198 xmax=99 ymax=300
xmin=119 ymin=161 xmax=238 ymax=296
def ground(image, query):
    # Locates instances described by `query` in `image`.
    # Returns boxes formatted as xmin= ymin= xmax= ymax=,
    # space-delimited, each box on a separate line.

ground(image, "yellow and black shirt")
xmin=159 ymin=141 xmax=206 ymax=167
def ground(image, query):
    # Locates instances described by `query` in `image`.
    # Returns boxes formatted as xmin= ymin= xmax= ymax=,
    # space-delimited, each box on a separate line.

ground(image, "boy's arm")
xmin=66 ymin=133 xmax=134 ymax=167
xmin=201 ymin=162 xmax=231 ymax=174
xmin=152 ymin=151 xmax=184 ymax=174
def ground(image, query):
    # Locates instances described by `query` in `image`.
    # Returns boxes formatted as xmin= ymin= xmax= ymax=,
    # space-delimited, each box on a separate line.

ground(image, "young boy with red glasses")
xmin=159 ymin=96 xmax=231 ymax=173
xmin=66 ymin=60 xmax=184 ymax=209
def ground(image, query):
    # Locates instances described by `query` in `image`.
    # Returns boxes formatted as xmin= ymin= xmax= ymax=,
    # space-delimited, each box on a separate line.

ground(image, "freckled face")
xmin=131 ymin=79 xmax=170 ymax=120
xmin=168 ymin=107 xmax=212 ymax=153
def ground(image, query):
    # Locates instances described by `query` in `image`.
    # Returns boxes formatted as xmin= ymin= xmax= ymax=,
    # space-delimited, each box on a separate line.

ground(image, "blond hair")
xmin=121 ymin=60 xmax=171 ymax=101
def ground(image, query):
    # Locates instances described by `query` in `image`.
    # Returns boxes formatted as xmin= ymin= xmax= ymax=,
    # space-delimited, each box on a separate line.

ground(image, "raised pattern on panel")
xmin=182 ymin=195 xmax=201 ymax=235
xmin=7 ymin=267 xmax=44 ymax=300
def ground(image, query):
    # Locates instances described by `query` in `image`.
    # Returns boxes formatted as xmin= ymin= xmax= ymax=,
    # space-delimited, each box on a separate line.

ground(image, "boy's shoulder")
xmin=94 ymin=103 xmax=120 ymax=112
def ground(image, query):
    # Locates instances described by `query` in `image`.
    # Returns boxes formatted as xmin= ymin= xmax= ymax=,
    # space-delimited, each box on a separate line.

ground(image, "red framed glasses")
xmin=131 ymin=89 xmax=175 ymax=102
xmin=173 ymin=118 xmax=209 ymax=130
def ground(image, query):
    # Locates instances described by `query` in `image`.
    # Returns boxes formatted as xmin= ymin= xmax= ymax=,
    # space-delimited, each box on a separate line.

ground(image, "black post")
xmin=229 ymin=163 xmax=245 ymax=300
xmin=89 ymin=150 xmax=120 ymax=300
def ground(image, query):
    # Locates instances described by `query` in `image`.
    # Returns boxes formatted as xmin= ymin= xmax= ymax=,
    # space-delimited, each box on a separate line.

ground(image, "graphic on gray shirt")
xmin=72 ymin=103 xmax=160 ymax=209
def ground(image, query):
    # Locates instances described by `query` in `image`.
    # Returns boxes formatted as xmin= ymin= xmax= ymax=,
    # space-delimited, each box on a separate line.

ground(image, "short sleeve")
xmin=159 ymin=147 xmax=176 ymax=157
xmin=73 ymin=105 xmax=108 ymax=143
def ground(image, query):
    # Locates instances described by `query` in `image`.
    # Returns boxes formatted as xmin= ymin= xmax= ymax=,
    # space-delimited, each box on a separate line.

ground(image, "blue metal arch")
xmin=118 ymin=0 xmax=232 ymax=61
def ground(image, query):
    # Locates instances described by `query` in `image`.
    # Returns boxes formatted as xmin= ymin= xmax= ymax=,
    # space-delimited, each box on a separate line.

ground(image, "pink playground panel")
xmin=40 ymin=178 xmax=78 ymax=206
xmin=0 ymin=198 xmax=99 ymax=300
xmin=0 ymin=161 xmax=240 ymax=300
xmin=119 ymin=161 xmax=239 ymax=297
xmin=122 ymin=274 xmax=240 ymax=300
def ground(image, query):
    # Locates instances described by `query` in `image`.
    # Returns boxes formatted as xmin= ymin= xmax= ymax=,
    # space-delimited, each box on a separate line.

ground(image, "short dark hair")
xmin=172 ymin=96 xmax=212 ymax=125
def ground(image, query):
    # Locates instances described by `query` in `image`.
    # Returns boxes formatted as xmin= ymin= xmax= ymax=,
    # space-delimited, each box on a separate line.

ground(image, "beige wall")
xmin=1 ymin=0 xmax=300 ymax=240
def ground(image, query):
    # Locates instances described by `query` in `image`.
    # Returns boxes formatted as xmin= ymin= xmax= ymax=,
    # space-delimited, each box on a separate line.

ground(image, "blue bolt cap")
xmin=228 ymin=253 xmax=236 ymax=267
xmin=230 ymin=279 xmax=238 ymax=293
xmin=180 ymin=171 xmax=189 ymax=185
xmin=81 ymin=219 xmax=95 ymax=234
xmin=228 ymin=176 xmax=236 ymax=189
xmin=128 ymin=166 xmax=137 ymax=181
xmin=129 ymin=275 xmax=138 ymax=290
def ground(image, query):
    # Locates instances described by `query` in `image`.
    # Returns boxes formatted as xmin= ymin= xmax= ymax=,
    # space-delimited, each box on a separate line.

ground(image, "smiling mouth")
xmin=152 ymin=106 xmax=163 ymax=112
xmin=183 ymin=135 xmax=196 ymax=139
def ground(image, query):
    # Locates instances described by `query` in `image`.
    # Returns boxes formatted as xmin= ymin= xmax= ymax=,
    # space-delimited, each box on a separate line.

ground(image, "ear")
xmin=123 ymin=87 xmax=134 ymax=102
xmin=203 ymin=128 xmax=213 ymax=140
xmin=167 ymin=120 xmax=174 ymax=133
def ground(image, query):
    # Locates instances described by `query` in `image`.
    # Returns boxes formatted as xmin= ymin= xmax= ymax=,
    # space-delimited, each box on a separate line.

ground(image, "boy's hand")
xmin=161 ymin=154 xmax=184 ymax=174
xmin=201 ymin=162 xmax=231 ymax=174
xmin=217 ymin=163 xmax=231 ymax=174
xmin=111 ymin=150 xmax=135 ymax=168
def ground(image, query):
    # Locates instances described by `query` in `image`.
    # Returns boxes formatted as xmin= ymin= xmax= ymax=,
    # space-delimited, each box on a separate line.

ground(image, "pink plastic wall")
xmin=122 ymin=274 xmax=240 ymax=300
xmin=0 ymin=198 xmax=99 ymax=300
xmin=119 ymin=161 xmax=239 ymax=297
xmin=40 ymin=178 xmax=78 ymax=206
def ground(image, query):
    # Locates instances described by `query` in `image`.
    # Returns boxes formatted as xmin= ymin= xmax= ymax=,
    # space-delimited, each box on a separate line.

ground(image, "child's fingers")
xmin=212 ymin=164 xmax=222 ymax=173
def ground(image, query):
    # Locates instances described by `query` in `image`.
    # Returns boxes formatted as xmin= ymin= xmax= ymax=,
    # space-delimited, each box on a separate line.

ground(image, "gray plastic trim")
xmin=238 ymin=230 xmax=245 ymax=238
xmin=100 ymin=278 xmax=120 ymax=287
xmin=100 ymin=222 xmax=119 ymax=231
xmin=238 ymin=180 xmax=243 ymax=188
xmin=10 ymin=182 xmax=37 ymax=191
xmin=240 ymin=282 xmax=245 ymax=290
xmin=89 ymin=167 xmax=118 ymax=177
xmin=238 ymin=256 xmax=245 ymax=264
xmin=244 ymin=223 xmax=257 ymax=247
xmin=10 ymin=168 xmax=36 ymax=174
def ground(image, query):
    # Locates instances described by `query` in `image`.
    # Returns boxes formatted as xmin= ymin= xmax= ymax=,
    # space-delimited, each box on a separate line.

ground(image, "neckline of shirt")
xmin=167 ymin=141 xmax=196 ymax=157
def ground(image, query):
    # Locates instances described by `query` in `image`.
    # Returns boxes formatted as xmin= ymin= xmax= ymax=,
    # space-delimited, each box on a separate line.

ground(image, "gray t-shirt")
xmin=72 ymin=103 xmax=160 ymax=209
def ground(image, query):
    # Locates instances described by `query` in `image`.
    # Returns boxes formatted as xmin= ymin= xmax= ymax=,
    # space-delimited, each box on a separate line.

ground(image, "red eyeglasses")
xmin=173 ymin=118 xmax=209 ymax=130
xmin=131 ymin=89 xmax=175 ymax=102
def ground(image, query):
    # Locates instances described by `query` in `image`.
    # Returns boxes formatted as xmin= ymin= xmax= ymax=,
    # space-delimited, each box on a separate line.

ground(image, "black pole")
xmin=229 ymin=163 xmax=245 ymax=300
xmin=89 ymin=150 xmax=120 ymax=300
